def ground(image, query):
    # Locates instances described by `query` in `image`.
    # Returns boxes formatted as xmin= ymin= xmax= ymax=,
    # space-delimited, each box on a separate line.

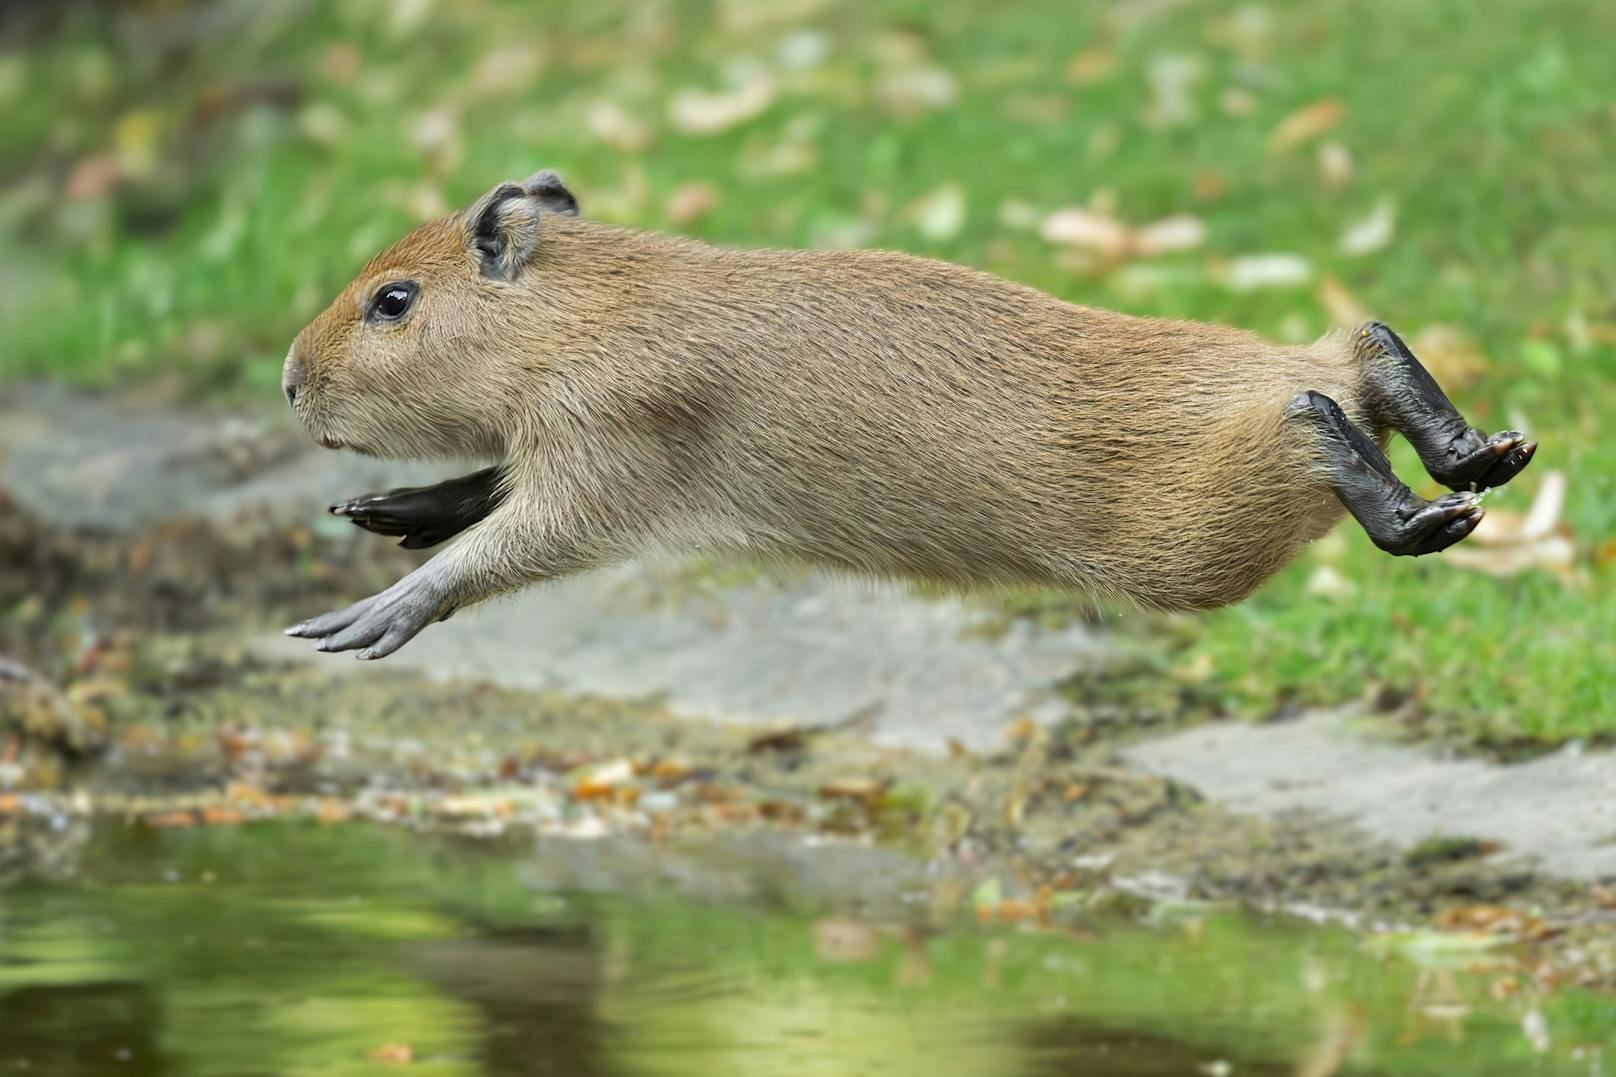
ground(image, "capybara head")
xmin=281 ymin=170 xmax=580 ymax=459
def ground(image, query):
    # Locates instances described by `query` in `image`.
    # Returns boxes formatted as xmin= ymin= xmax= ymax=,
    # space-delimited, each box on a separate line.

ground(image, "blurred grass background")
xmin=1 ymin=0 xmax=1610 ymax=746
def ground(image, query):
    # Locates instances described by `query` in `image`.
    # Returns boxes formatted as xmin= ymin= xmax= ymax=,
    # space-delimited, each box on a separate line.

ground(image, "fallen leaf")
xmin=1132 ymin=213 xmax=1206 ymax=255
xmin=298 ymin=102 xmax=348 ymax=146
xmin=1409 ymin=324 xmax=1491 ymax=391
xmin=367 ymin=1043 xmax=414 ymax=1065
xmin=669 ymin=75 xmax=775 ymax=135
xmin=1305 ymin=564 xmax=1354 ymax=599
xmin=589 ymin=100 xmax=652 ymax=153
xmin=319 ymin=44 xmax=362 ymax=84
xmin=1039 ymin=207 xmax=1129 ymax=255
xmin=1003 ymin=717 xmax=1040 ymax=742
xmin=997 ymin=199 xmax=1040 ymax=230
xmin=1142 ymin=53 xmax=1203 ymax=128
xmin=904 ymin=183 xmax=966 ymax=242
xmin=1339 ymin=197 xmax=1397 ymax=257
xmin=1191 ymin=170 xmax=1227 ymax=202
xmin=1317 ymin=140 xmax=1354 ymax=188
xmin=112 ymin=108 xmax=162 ymax=179
xmin=665 ymin=181 xmax=718 ymax=226
xmin=1064 ymin=48 xmax=1116 ymax=85
xmin=874 ymin=65 xmax=957 ymax=118
xmin=1317 ymin=274 xmax=1372 ymax=327
xmin=1445 ymin=471 xmax=1573 ymax=579
xmin=317 ymin=798 xmax=351 ymax=824
xmin=1269 ymin=97 xmax=1344 ymax=153
xmin=409 ymin=106 xmax=459 ymax=153
xmin=1220 ymin=87 xmax=1257 ymax=116
xmin=747 ymin=727 xmax=807 ymax=753
xmin=1220 ymin=253 xmax=1313 ymax=291
xmin=1436 ymin=904 xmax=1547 ymax=939
xmin=65 ymin=154 xmax=121 ymax=200
xmin=142 ymin=810 xmax=196 ymax=828
xmin=469 ymin=45 xmax=545 ymax=98
xmin=818 ymin=777 xmax=884 ymax=804
xmin=1489 ymin=975 xmax=1521 ymax=1000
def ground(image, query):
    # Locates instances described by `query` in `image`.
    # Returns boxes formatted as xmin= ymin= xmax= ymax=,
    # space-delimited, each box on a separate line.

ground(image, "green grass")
xmin=1 ymin=0 xmax=1611 ymax=745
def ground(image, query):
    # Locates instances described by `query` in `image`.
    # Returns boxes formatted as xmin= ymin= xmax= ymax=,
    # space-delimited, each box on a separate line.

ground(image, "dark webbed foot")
xmin=330 ymin=466 xmax=504 ymax=549
xmin=1288 ymin=390 xmax=1484 ymax=557
xmin=1359 ymin=322 xmax=1537 ymax=491
xmin=1384 ymin=490 xmax=1486 ymax=556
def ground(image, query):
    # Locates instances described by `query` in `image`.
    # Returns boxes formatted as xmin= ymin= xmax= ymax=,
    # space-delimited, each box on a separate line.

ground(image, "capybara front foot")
xmin=329 ymin=466 xmax=504 ymax=549
xmin=284 ymin=570 xmax=451 ymax=660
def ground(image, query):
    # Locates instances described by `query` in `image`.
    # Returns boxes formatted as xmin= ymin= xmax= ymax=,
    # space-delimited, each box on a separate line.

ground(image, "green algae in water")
xmin=0 ymin=823 xmax=1611 ymax=1076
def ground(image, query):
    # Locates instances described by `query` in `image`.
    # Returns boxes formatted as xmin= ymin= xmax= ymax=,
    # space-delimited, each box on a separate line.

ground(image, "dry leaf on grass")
xmin=1219 ymin=253 xmax=1313 ymax=291
xmin=588 ymin=100 xmax=652 ymax=152
xmin=902 ymin=183 xmax=966 ymax=241
xmin=669 ymin=75 xmax=775 ymax=135
xmin=1040 ymin=207 xmax=1129 ymax=253
xmin=1339 ymin=197 xmax=1397 ymax=257
xmin=1317 ymin=140 xmax=1354 ymax=188
xmin=1408 ymin=324 xmax=1492 ymax=391
xmin=1318 ymin=274 xmax=1372 ymax=327
xmin=1435 ymin=904 xmax=1549 ymax=940
xmin=874 ymin=65 xmax=957 ymax=117
xmin=367 ymin=1043 xmax=414 ymax=1065
xmin=1039 ymin=208 xmax=1204 ymax=259
xmin=665 ymin=181 xmax=718 ymax=226
xmin=1065 ymin=48 xmax=1117 ymax=85
xmin=1133 ymin=214 xmax=1207 ymax=255
xmin=1444 ymin=470 xmax=1574 ymax=579
xmin=1268 ymin=97 xmax=1344 ymax=153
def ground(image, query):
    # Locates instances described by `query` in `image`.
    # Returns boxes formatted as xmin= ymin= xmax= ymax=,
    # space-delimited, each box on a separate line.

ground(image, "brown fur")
xmin=286 ymin=182 xmax=1380 ymax=624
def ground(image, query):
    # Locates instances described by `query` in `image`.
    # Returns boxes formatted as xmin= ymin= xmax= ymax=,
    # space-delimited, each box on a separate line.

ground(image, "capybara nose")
xmin=282 ymin=346 xmax=304 ymax=408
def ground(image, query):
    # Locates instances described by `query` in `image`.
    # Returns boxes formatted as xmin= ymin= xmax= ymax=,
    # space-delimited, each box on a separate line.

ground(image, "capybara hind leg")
xmin=329 ymin=466 xmax=505 ymax=549
xmin=1287 ymin=390 xmax=1484 ymax=556
xmin=1357 ymin=322 xmax=1536 ymax=491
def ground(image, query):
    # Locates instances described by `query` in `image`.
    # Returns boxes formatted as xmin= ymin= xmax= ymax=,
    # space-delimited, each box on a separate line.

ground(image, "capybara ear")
xmin=464 ymin=181 xmax=542 ymax=281
xmin=523 ymin=169 xmax=580 ymax=217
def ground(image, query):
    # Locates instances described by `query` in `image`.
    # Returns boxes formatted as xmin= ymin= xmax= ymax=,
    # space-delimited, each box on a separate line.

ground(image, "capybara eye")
xmin=369 ymin=282 xmax=418 ymax=322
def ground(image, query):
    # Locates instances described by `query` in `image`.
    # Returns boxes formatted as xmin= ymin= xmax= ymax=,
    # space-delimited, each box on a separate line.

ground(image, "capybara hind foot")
xmin=1382 ymin=490 xmax=1486 ymax=556
xmin=1358 ymin=322 xmax=1537 ymax=492
xmin=1288 ymin=389 xmax=1485 ymax=557
xmin=1436 ymin=431 xmax=1537 ymax=492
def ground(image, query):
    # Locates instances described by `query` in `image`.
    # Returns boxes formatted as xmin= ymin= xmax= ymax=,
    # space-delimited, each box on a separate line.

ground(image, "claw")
xmin=1476 ymin=440 xmax=1536 ymax=490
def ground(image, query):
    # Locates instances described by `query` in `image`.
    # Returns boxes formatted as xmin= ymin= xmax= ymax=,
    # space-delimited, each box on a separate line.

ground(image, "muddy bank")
xmin=6 ymin=632 xmax=1616 ymax=991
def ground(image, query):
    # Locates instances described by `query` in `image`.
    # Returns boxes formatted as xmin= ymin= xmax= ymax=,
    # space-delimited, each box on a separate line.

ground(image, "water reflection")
xmin=0 ymin=823 xmax=1607 ymax=1076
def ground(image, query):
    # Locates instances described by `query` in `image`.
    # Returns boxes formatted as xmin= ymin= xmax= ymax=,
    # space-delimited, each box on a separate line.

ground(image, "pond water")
xmin=0 ymin=823 xmax=1608 ymax=1076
